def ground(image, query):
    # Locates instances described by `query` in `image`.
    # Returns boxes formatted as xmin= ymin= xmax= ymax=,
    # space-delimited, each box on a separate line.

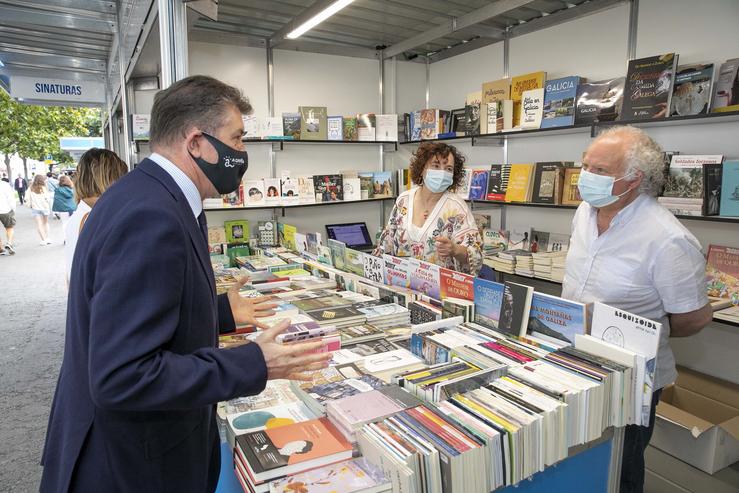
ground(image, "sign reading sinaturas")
xmin=10 ymin=76 xmax=105 ymax=104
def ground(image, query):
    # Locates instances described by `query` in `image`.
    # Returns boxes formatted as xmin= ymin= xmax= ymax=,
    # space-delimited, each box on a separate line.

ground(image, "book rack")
xmin=205 ymin=196 xmax=396 ymax=217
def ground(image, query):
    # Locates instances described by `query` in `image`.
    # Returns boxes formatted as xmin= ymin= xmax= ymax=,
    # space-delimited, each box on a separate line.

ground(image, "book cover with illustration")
xmin=327 ymin=239 xmax=347 ymax=271
xmin=662 ymin=155 xmax=722 ymax=199
xmin=419 ymin=109 xmax=439 ymax=140
xmin=472 ymin=278 xmax=505 ymax=328
xmin=528 ymin=292 xmax=587 ymax=344
xmin=711 ymin=58 xmax=739 ymax=113
xmin=227 ymin=401 xmax=314 ymax=437
xmin=372 ymin=171 xmax=393 ymax=198
xmin=313 ymin=174 xmax=343 ymax=202
xmin=504 ymin=163 xmax=535 ymax=203
xmin=719 ymin=160 xmax=739 ymax=217
xmin=541 ymin=76 xmax=580 ymax=128
xmin=621 ymin=53 xmax=678 ymax=120
xmin=706 ymin=244 xmax=739 ymax=304
xmin=357 ymin=113 xmax=376 ymax=141
xmin=269 ymin=458 xmax=390 ymax=493
xmin=383 ymin=254 xmax=410 ymax=288
xmin=670 ymin=64 xmax=714 ymax=116
xmin=280 ymin=176 xmax=299 ymax=205
xmin=299 ymin=106 xmax=328 ymax=140
xmin=455 ymin=168 xmax=472 ymax=200
xmin=408 ymin=258 xmax=441 ymax=300
xmin=511 ymin=71 xmax=546 ymax=127
xmin=264 ymin=178 xmax=281 ymax=205
xmin=342 ymin=117 xmax=358 ymax=140
xmin=468 ymin=169 xmax=489 ymax=201
xmin=482 ymin=78 xmax=511 ymax=106
xmin=344 ymin=249 xmax=365 ymax=276
xmin=236 ymin=417 xmax=352 ymax=480
xmin=282 ymin=112 xmax=301 ymax=139
xmin=531 ymin=162 xmax=567 ymax=204
xmin=574 ymin=77 xmax=625 ymax=124
xmin=520 ymin=87 xmax=544 ymax=130
xmin=561 ymin=166 xmax=583 ymax=206
xmin=439 ymin=268 xmax=474 ymax=301
xmin=464 ymin=91 xmax=481 ymax=136
xmin=359 ymin=172 xmax=374 ymax=199
xmin=244 ymin=180 xmax=266 ymax=206
xmin=497 ymin=281 xmax=534 ymax=337
xmin=703 ymin=162 xmax=723 ymax=216
xmin=327 ymin=116 xmax=343 ymax=140
xmin=375 ymin=114 xmax=398 ymax=141
xmin=297 ymin=176 xmax=316 ymax=204
xmin=481 ymin=229 xmax=508 ymax=254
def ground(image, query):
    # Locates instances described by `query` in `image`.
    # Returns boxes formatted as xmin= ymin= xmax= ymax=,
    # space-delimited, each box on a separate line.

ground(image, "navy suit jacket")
xmin=40 ymin=159 xmax=268 ymax=492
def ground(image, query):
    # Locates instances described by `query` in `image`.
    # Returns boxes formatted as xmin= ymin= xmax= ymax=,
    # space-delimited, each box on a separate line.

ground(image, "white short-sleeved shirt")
xmin=64 ymin=199 xmax=92 ymax=282
xmin=562 ymin=193 xmax=708 ymax=390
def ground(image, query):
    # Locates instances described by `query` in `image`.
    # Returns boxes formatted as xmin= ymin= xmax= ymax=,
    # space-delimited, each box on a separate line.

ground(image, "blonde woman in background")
xmin=28 ymin=175 xmax=52 ymax=245
xmin=65 ymin=148 xmax=128 ymax=281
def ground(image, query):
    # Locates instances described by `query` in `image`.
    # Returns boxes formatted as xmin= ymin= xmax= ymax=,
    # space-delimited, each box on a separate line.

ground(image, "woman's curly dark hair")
xmin=409 ymin=142 xmax=466 ymax=191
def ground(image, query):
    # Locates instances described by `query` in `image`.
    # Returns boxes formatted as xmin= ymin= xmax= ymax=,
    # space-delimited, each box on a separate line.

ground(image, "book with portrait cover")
xmin=574 ymin=77 xmax=625 ymax=124
xmin=670 ymin=64 xmax=714 ymax=116
xmin=280 ymin=176 xmax=299 ymax=205
xmin=313 ymin=174 xmax=343 ymax=202
xmin=531 ymin=162 xmax=567 ymax=204
xmin=621 ymin=53 xmax=678 ymax=120
xmin=244 ymin=180 xmax=266 ymax=206
xmin=511 ymin=71 xmax=546 ymax=127
xmin=497 ymin=281 xmax=534 ymax=338
xmin=468 ymin=169 xmax=489 ymax=201
xmin=264 ymin=178 xmax=281 ymax=205
xmin=711 ymin=58 xmax=739 ymax=113
xmin=235 ymin=417 xmax=352 ymax=482
xmin=541 ymin=76 xmax=580 ymax=128
xmin=719 ymin=160 xmax=739 ymax=217
xmin=372 ymin=171 xmax=393 ymax=198
xmin=472 ymin=278 xmax=504 ymax=329
xmin=282 ymin=112 xmax=301 ymax=140
xmin=465 ymin=91 xmax=482 ymax=136
xmin=299 ymin=106 xmax=328 ymax=140
xmin=486 ymin=164 xmax=505 ymax=201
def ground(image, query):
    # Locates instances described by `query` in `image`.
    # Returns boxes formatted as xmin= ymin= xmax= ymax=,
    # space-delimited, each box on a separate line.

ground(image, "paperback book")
xmin=520 ymin=88 xmax=544 ymax=130
xmin=621 ymin=53 xmax=678 ymax=120
xmin=327 ymin=116 xmax=343 ymax=141
xmin=439 ymin=268 xmax=474 ymax=301
xmin=511 ymin=71 xmax=546 ymax=127
xmin=574 ymin=77 xmax=625 ymax=124
xmin=357 ymin=113 xmax=376 ymax=141
xmin=528 ymin=292 xmax=587 ymax=344
xmin=670 ymin=64 xmax=714 ymax=116
xmin=719 ymin=160 xmax=739 ymax=217
xmin=711 ymin=58 xmax=739 ymax=113
xmin=383 ymin=255 xmax=410 ymax=288
xmin=408 ymin=258 xmax=441 ymax=300
xmin=468 ymin=169 xmax=489 ymax=201
xmin=313 ymin=174 xmax=344 ymax=202
xmin=282 ymin=113 xmax=301 ymax=139
xmin=472 ymin=278 xmax=505 ymax=328
xmin=541 ymin=76 xmax=580 ymax=128
xmin=299 ymin=106 xmax=328 ymax=140
xmin=497 ymin=281 xmax=534 ymax=337
xmin=245 ymin=180 xmax=266 ymax=206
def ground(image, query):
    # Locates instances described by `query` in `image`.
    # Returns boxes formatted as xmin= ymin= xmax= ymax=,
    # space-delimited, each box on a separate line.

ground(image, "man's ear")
xmin=185 ymin=130 xmax=203 ymax=158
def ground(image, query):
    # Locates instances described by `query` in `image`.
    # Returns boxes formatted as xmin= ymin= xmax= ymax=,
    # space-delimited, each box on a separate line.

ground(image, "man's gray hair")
xmin=594 ymin=125 xmax=665 ymax=196
xmin=150 ymin=75 xmax=252 ymax=148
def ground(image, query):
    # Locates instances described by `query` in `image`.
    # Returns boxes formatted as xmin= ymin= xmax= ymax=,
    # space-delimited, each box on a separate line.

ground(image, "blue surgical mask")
xmin=577 ymin=169 xmax=634 ymax=208
xmin=424 ymin=169 xmax=453 ymax=193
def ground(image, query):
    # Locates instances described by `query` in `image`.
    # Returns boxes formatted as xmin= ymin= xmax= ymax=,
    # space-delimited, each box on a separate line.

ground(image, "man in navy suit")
xmin=40 ymin=76 xmax=331 ymax=492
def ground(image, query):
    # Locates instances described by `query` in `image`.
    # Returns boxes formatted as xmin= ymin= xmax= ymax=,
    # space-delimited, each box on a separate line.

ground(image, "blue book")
xmin=473 ymin=278 xmax=504 ymax=329
xmin=541 ymin=76 xmax=580 ymax=129
xmin=528 ymin=292 xmax=587 ymax=344
xmin=719 ymin=160 xmax=739 ymax=217
xmin=468 ymin=169 xmax=489 ymax=201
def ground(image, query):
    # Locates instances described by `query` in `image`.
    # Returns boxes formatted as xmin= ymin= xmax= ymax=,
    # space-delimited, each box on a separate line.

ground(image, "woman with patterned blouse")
xmin=373 ymin=142 xmax=483 ymax=275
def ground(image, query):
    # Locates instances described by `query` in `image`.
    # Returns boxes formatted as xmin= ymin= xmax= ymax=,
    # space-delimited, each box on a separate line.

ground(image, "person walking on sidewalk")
xmin=28 ymin=175 xmax=52 ymax=245
xmin=0 ymin=178 xmax=16 ymax=255
xmin=52 ymin=175 xmax=76 ymax=229
xmin=14 ymin=174 xmax=28 ymax=205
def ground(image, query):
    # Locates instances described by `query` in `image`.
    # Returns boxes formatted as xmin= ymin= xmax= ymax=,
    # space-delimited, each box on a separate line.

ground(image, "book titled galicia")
xmin=541 ymin=76 xmax=580 ymax=128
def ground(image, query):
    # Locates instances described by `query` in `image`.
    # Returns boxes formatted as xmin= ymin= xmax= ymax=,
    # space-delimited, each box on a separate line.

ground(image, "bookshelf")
xmin=242 ymin=139 xmax=398 ymax=152
xmin=205 ymin=196 xmax=396 ymax=216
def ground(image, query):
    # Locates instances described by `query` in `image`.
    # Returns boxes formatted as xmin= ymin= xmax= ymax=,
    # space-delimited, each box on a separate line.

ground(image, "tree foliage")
xmin=0 ymin=90 xmax=102 ymax=174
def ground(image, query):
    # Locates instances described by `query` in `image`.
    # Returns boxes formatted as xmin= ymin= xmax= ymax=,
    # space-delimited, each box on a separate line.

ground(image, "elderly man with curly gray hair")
xmin=562 ymin=125 xmax=712 ymax=493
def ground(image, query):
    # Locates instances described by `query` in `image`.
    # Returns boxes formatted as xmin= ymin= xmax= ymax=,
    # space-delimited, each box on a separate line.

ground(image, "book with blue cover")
xmin=473 ymin=278 xmax=505 ymax=328
xmin=409 ymin=258 xmax=441 ymax=301
xmin=528 ymin=292 xmax=587 ymax=344
xmin=720 ymin=160 xmax=739 ymax=217
xmin=468 ymin=169 xmax=489 ymax=201
xmin=541 ymin=76 xmax=580 ymax=128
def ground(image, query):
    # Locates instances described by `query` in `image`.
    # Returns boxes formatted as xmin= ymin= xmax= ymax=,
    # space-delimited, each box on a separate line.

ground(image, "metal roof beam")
xmin=0 ymin=50 xmax=106 ymax=73
xmin=383 ymin=0 xmax=531 ymax=58
xmin=508 ymin=0 xmax=625 ymax=37
xmin=0 ymin=4 xmax=117 ymax=33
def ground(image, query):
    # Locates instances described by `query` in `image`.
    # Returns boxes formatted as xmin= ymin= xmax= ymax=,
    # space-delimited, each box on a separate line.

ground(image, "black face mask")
xmin=189 ymin=132 xmax=248 ymax=194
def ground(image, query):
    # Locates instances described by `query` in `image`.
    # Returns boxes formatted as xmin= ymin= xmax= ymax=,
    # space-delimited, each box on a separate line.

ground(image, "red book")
xmin=439 ymin=268 xmax=474 ymax=301
xmin=406 ymin=406 xmax=474 ymax=453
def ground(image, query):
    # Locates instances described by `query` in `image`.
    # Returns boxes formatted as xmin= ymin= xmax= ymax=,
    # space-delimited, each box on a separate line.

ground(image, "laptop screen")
xmin=325 ymin=222 xmax=373 ymax=249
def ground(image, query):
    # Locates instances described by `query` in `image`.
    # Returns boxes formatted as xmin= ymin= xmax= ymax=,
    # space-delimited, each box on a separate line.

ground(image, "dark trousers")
xmin=16 ymin=190 xmax=25 ymax=205
xmin=620 ymin=389 xmax=662 ymax=493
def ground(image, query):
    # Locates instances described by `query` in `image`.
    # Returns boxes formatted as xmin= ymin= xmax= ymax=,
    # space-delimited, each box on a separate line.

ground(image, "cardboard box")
xmin=652 ymin=366 xmax=739 ymax=474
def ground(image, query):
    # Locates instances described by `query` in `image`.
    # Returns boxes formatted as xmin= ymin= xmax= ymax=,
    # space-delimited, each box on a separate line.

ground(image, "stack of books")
xmin=514 ymin=252 xmax=535 ymax=277
xmin=355 ymin=302 xmax=410 ymax=330
xmin=291 ymin=363 xmax=387 ymax=415
xmin=532 ymin=251 xmax=568 ymax=280
xmin=550 ymin=255 xmax=566 ymax=282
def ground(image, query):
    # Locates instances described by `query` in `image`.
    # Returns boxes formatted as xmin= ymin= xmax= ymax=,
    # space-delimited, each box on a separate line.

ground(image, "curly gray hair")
xmin=593 ymin=125 xmax=665 ymax=196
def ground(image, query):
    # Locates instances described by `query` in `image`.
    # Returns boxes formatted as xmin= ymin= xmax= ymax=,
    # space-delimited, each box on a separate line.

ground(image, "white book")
xmin=343 ymin=177 xmax=361 ymax=201
xmin=520 ymin=88 xmax=544 ymax=130
xmin=131 ymin=114 xmax=151 ymax=141
xmin=261 ymin=117 xmax=283 ymax=138
xmin=376 ymin=114 xmax=398 ymax=141
xmin=242 ymin=114 xmax=259 ymax=138
xmin=280 ymin=173 xmax=299 ymax=205
xmin=263 ymin=178 xmax=281 ymax=205
xmin=243 ymin=180 xmax=265 ymax=206
xmin=297 ymin=176 xmax=316 ymax=204
xmin=327 ymin=115 xmax=343 ymax=140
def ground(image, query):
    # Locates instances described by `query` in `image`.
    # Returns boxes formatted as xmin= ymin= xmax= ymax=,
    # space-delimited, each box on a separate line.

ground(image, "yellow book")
xmin=511 ymin=71 xmax=546 ymax=127
xmin=505 ymin=164 xmax=535 ymax=203
xmin=482 ymin=78 xmax=511 ymax=105
xmin=282 ymin=223 xmax=297 ymax=250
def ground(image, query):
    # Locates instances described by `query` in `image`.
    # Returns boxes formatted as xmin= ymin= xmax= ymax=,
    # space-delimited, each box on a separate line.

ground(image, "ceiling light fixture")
xmin=286 ymin=0 xmax=355 ymax=39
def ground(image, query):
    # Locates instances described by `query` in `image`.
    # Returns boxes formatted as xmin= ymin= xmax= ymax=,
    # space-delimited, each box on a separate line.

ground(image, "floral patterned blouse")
xmin=373 ymin=188 xmax=483 ymax=275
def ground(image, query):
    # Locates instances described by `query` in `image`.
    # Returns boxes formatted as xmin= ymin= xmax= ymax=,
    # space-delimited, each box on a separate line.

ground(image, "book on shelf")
xmin=131 ymin=113 xmax=150 ymax=141
xmin=482 ymin=78 xmax=511 ymax=108
xmin=703 ymin=161 xmax=723 ymax=216
xmin=711 ymin=58 xmax=739 ymax=113
xmin=223 ymin=183 xmax=244 ymax=207
xmin=670 ymin=63 xmax=714 ymax=116
xmin=439 ymin=268 xmax=474 ymax=301
xmin=574 ymin=77 xmax=625 ymax=124
xmin=511 ymin=71 xmax=546 ymax=128
xmin=528 ymin=292 xmax=587 ymax=344
xmin=495 ymin=99 xmax=514 ymax=132
xmin=359 ymin=172 xmax=374 ymax=200
xmin=268 ymin=458 xmax=391 ymax=493
xmin=472 ymin=210 xmax=494 ymax=231
xmin=658 ymin=154 xmax=723 ymax=216
xmin=224 ymin=220 xmax=249 ymax=243
xmin=541 ymin=76 xmax=580 ymax=128
xmin=408 ymin=258 xmax=441 ymax=300
xmin=395 ymin=168 xmax=411 ymax=195
xmin=264 ymin=178 xmax=281 ymax=205
xmin=531 ymin=161 xmax=568 ymax=204
xmin=242 ymin=115 xmax=259 ymax=139
xmin=375 ymin=114 xmax=398 ymax=141
xmin=485 ymin=164 xmax=505 ymax=201
xmin=455 ymin=168 xmax=472 ymax=200
xmin=342 ymin=117 xmax=358 ymax=141
xmin=719 ymin=160 xmax=739 ymax=216
xmin=519 ymin=87 xmax=544 ymax=130
xmin=705 ymin=244 xmax=739 ymax=303
xmin=235 ymin=417 xmax=353 ymax=484
xmin=438 ymin=110 xmax=452 ymax=136
xmin=504 ymin=163 xmax=535 ymax=203
xmin=418 ymin=108 xmax=439 ymax=140
xmin=397 ymin=114 xmax=408 ymax=143
xmin=621 ymin=53 xmax=678 ymax=120
xmin=372 ymin=171 xmax=393 ymax=198
xmin=297 ymin=176 xmax=316 ymax=204
xmin=261 ymin=117 xmax=284 ymax=139
xmin=529 ymin=228 xmax=550 ymax=253
xmin=299 ymin=106 xmax=328 ymax=140
xmin=327 ymin=116 xmax=343 ymax=141
xmin=450 ymin=108 xmax=466 ymax=136
xmin=343 ymin=177 xmax=361 ymax=201
xmin=468 ymin=169 xmax=489 ymax=201
xmin=245 ymin=180 xmax=266 ymax=206
xmin=561 ymin=166 xmax=583 ymax=206
xmin=383 ymin=255 xmax=410 ymax=288
xmin=357 ymin=113 xmax=376 ymax=141
xmin=280 ymin=174 xmax=299 ymax=205
xmin=313 ymin=174 xmax=343 ymax=202
xmin=409 ymin=110 xmax=422 ymax=141
xmin=282 ymin=112 xmax=301 ymax=140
